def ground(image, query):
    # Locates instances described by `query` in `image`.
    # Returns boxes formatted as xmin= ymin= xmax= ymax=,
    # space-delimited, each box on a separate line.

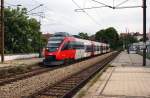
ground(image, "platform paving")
xmin=74 ymin=51 xmax=150 ymax=98
xmin=111 ymin=51 xmax=150 ymax=67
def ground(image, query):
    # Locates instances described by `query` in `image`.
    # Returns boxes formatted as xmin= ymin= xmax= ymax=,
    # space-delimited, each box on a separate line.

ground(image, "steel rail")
xmin=30 ymin=51 xmax=120 ymax=98
xmin=0 ymin=66 xmax=53 ymax=86
xmin=0 ymin=53 xmax=107 ymax=86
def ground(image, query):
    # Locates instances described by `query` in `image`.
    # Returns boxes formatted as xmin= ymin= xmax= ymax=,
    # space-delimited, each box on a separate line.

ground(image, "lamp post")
xmin=142 ymin=0 xmax=146 ymax=66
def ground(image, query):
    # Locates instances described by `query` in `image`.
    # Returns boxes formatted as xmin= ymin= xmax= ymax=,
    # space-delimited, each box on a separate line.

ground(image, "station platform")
xmin=0 ymin=58 xmax=43 ymax=68
xmin=74 ymin=51 xmax=150 ymax=98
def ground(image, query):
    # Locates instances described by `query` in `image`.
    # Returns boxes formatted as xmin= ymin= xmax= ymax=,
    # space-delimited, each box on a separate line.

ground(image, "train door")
xmin=101 ymin=44 xmax=103 ymax=54
xmin=75 ymin=49 xmax=85 ymax=59
xmin=91 ymin=42 xmax=94 ymax=56
xmin=59 ymin=41 xmax=76 ymax=60
xmin=75 ymin=41 xmax=85 ymax=59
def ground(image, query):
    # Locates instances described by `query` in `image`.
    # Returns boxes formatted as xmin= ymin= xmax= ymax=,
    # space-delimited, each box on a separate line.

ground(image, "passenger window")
xmin=68 ymin=42 xmax=75 ymax=49
xmin=86 ymin=45 xmax=92 ymax=52
xmin=61 ymin=42 xmax=69 ymax=50
xmin=61 ymin=41 xmax=73 ymax=50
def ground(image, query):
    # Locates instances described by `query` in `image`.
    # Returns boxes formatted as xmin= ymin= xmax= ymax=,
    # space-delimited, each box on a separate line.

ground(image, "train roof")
xmin=53 ymin=32 xmax=72 ymax=37
xmin=49 ymin=32 xmax=109 ymax=46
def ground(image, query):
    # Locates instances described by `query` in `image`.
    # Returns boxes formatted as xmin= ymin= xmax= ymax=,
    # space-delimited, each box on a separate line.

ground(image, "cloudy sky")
xmin=5 ymin=0 xmax=150 ymax=35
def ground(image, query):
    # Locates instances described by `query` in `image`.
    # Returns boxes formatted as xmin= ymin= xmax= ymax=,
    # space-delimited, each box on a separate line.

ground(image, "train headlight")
xmin=46 ymin=47 xmax=49 ymax=51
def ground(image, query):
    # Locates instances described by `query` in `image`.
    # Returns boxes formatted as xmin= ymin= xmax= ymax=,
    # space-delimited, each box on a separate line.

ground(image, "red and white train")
xmin=43 ymin=32 xmax=110 ymax=65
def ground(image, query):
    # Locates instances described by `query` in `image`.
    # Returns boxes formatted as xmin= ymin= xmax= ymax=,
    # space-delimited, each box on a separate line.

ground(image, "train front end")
xmin=43 ymin=32 xmax=70 ymax=66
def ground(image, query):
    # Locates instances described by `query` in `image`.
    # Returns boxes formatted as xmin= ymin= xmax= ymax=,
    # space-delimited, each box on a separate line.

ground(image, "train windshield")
xmin=47 ymin=37 xmax=64 ymax=52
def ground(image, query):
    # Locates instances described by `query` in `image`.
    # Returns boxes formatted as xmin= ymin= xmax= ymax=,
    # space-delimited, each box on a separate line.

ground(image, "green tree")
xmin=139 ymin=37 xmax=149 ymax=41
xmin=4 ymin=7 xmax=45 ymax=53
xmin=95 ymin=27 xmax=119 ymax=49
xmin=121 ymin=34 xmax=138 ymax=49
xmin=78 ymin=32 xmax=89 ymax=40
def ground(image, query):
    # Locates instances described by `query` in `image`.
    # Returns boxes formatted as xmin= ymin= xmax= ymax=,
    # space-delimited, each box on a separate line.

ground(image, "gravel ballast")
xmin=0 ymin=52 xmax=113 ymax=98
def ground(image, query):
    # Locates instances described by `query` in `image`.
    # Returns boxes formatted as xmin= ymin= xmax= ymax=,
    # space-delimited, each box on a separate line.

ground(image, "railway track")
xmin=0 ymin=53 xmax=105 ymax=86
xmin=30 ymin=51 xmax=119 ymax=98
xmin=0 ymin=66 xmax=55 ymax=86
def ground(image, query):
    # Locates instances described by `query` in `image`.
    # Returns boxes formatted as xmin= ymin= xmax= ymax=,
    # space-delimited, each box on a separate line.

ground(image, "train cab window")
xmin=47 ymin=37 xmax=64 ymax=52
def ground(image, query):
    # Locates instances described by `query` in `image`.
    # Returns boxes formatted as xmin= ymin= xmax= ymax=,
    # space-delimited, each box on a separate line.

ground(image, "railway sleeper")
xmin=52 ymin=87 xmax=72 ymax=90
xmin=40 ymin=93 xmax=63 ymax=97
xmin=31 ymin=52 xmax=120 ymax=98
xmin=55 ymin=84 xmax=74 ymax=89
xmin=44 ymin=90 xmax=67 ymax=94
xmin=40 ymin=90 xmax=66 ymax=95
xmin=63 ymin=79 xmax=81 ymax=83
xmin=38 ymin=95 xmax=59 ymax=98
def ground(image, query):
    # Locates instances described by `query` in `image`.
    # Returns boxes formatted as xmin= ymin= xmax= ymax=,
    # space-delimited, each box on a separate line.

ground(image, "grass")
xmin=108 ymin=64 xmax=115 ymax=67
xmin=0 ymin=64 xmax=38 ymax=79
xmin=77 ymin=90 xmax=87 ymax=98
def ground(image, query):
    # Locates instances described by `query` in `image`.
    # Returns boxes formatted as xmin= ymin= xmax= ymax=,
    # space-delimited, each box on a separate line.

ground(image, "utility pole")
xmin=74 ymin=0 xmax=147 ymax=66
xmin=143 ymin=0 xmax=146 ymax=66
xmin=0 ymin=0 xmax=4 ymax=63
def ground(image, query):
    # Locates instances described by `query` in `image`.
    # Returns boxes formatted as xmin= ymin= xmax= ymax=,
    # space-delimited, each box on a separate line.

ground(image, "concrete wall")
xmin=0 ymin=54 xmax=39 ymax=62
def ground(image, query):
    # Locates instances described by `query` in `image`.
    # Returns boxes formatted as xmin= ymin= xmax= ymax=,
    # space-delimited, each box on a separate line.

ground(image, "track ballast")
xmin=30 ymin=51 xmax=119 ymax=98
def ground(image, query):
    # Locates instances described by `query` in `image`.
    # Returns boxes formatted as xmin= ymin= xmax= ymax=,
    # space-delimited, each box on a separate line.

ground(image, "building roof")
xmin=42 ymin=33 xmax=53 ymax=41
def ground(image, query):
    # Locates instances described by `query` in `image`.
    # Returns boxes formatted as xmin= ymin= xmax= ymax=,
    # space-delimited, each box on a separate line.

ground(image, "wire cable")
xmin=92 ymin=0 xmax=113 ymax=8
xmin=113 ymin=0 xmax=115 ymax=7
xmin=32 ymin=0 xmax=83 ymax=32
xmin=72 ymin=0 xmax=101 ymax=26
xmin=115 ymin=0 xmax=130 ymax=7
xmin=75 ymin=6 xmax=107 ymax=11
xmin=5 ymin=2 xmax=22 ymax=7
xmin=115 ymin=5 xmax=142 ymax=9
xmin=83 ymin=0 xmax=88 ymax=8
xmin=27 ymin=4 xmax=44 ymax=13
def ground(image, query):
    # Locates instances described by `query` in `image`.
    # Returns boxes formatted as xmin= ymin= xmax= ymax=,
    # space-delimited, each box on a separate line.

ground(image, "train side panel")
xmin=43 ymin=33 xmax=110 ymax=65
xmin=84 ymin=40 xmax=92 ymax=58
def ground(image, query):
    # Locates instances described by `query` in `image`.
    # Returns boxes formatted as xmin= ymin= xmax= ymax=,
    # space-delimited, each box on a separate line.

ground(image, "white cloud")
xmin=5 ymin=0 xmax=150 ymax=35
